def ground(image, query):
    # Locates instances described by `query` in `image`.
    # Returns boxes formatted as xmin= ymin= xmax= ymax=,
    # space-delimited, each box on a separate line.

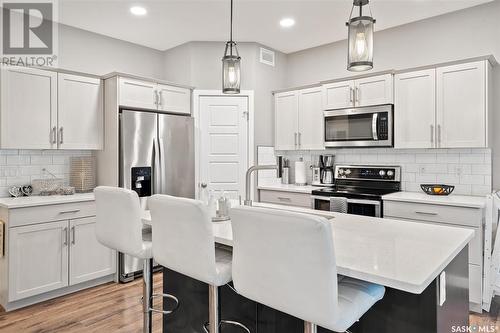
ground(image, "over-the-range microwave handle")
xmin=372 ymin=113 xmax=379 ymax=141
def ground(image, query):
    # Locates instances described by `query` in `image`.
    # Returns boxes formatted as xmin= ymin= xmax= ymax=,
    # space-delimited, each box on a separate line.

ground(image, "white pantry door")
xmin=199 ymin=96 xmax=248 ymax=200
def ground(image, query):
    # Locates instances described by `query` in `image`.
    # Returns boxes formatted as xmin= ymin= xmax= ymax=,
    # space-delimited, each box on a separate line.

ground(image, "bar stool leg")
xmin=143 ymin=258 xmax=153 ymax=333
xmin=208 ymin=285 xmax=220 ymax=333
xmin=304 ymin=321 xmax=317 ymax=333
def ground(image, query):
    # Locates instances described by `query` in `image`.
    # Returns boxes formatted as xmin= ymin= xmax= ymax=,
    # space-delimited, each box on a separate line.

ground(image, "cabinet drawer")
xmin=9 ymin=201 xmax=96 ymax=228
xmin=384 ymin=200 xmax=482 ymax=227
xmin=469 ymin=264 xmax=482 ymax=304
xmin=259 ymin=190 xmax=311 ymax=208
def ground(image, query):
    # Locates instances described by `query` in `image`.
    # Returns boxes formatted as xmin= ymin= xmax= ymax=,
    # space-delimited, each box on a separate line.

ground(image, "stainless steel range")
xmin=311 ymin=165 xmax=401 ymax=217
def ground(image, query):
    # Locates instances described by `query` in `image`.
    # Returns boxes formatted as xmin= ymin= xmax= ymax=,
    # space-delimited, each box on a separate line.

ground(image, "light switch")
xmin=439 ymin=271 xmax=446 ymax=306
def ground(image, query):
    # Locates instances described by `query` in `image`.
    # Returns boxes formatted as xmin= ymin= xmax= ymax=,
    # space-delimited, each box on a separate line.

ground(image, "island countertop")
xmin=142 ymin=202 xmax=473 ymax=295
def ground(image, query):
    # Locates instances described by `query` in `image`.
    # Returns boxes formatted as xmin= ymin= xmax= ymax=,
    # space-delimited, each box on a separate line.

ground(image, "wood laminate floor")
xmin=0 ymin=272 xmax=498 ymax=333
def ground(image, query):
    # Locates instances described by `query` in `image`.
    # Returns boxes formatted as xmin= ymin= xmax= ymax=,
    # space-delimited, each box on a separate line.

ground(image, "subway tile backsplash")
xmin=0 ymin=150 xmax=92 ymax=197
xmin=276 ymin=148 xmax=492 ymax=196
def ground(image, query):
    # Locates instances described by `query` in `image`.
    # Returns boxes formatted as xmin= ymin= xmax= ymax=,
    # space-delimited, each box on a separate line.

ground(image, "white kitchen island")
xmin=144 ymin=202 xmax=473 ymax=333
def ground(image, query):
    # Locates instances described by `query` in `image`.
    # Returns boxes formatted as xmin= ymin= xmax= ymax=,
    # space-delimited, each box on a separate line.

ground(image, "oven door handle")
xmin=372 ymin=113 xmax=378 ymax=141
xmin=346 ymin=198 xmax=381 ymax=206
xmin=312 ymin=196 xmax=381 ymax=206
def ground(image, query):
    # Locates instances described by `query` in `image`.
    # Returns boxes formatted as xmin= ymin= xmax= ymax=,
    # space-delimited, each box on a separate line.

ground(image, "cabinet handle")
xmin=62 ymin=227 xmax=68 ymax=246
xmin=59 ymin=127 xmax=64 ymax=144
xmin=355 ymin=87 xmax=360 ymax=104
xmin=158 ymin=91 xmax=163 ymax=108
xmin=59 ymin=209 xmax=80 ymax=214
xmin=349 ymin=88 xmax=354 ymax=103
xmin=50 ymin=126 xmax=57 ymax=144
xmin=71 ymin=226 xmax=76 ymax=245
xmin=437 ymin=125 xmax=442 ymax=147
xmin=298 ymin=132 xmax=302 ymax=148
xmin=154 ymin=90 xmax=159 ymax=106
xmin=277 ymin=197 xmax=291 ymax=202
xmin=294 ymin=133 xmax=298 ymax=148
xmin=415 ymin=211 xmax=438 ymax=216
xmin=430 ymin=125 xmax=434 ymax=144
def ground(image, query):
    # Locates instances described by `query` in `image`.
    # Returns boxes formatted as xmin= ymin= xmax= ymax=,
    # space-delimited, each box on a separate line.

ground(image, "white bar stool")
xmin=94 ymin=186 xmax=178 ymax=333
xmin=230 ymin=206 xmax=386 ymax=333
xmin=149 ymin=194 xmax=250 ymax=333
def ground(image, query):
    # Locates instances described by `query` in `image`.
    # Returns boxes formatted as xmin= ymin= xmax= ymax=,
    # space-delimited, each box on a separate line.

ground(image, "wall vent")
xmin=259 ymin=47 xmax=275 ymax=67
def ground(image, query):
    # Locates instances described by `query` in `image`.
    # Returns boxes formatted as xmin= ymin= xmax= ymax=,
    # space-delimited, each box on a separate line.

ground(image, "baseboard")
xmin=2 ymin=274 xmax=115 ymax=312
xmin=470 ymin=302 xmax=483 ymax=313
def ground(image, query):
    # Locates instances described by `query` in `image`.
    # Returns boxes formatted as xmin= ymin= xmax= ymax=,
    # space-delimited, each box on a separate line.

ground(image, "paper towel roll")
xmin=295 ymin=159 xmax=307 ymax=185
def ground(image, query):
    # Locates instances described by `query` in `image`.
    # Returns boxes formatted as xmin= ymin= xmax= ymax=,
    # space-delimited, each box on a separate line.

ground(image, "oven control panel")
xmin=335 ymin=165 xmax=401 ymax=182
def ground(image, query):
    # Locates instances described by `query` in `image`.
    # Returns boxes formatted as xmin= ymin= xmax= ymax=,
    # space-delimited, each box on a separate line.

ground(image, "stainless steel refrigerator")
xmin=119 ymin=109 xmax=194 ymax=282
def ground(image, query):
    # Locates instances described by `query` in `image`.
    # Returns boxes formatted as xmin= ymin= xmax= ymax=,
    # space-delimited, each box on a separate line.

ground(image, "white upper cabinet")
xmin=394 ymin=69 xmax=436 ymax=149
xmin=119 ymin=78 xmax=192 ymax=115
xmin=322 ymin=73 xmax=393 ymax=110
xmin=0 ymin=66 xmax=57 ymax=149
xmin=354 ymin=74 xmax=394 ymax=107
xmin=275 ymin=91 xmax=298 ymax=151
xmin=393 ymin=60 xmax=491 ymax=149
xmin=157 ymin=84 xmax=191 ymax=114
xmin=118 ymin=77 xmax=157 ymax=110
xmin=298 ymin=87 xmax=324 ymax=150
xmin=69 ymin=217 xmax=116 ymax=286
xmin=437 ymin=61 xmax=488 ymax=148
xmin=0 ymin=66 xmax=104 ymax=150
xmin=322 ymin=81 xmax=354 ymax=110
xmin=275 ymin=87 xmax=323 ymax=151
xmin=58 ymin=74 xmax=103 ymax=150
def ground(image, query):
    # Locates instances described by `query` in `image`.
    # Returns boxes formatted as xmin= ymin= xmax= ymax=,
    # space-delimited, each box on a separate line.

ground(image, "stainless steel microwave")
xmin=323 ymin=104 xmax=393 ymax=148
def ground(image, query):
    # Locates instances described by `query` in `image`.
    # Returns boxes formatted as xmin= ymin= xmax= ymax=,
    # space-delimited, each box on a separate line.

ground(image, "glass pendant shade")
xmin=347 ymin=1 xmax=375 ymax=72
xmin=222 ymin=41 xmax=241 ymax=94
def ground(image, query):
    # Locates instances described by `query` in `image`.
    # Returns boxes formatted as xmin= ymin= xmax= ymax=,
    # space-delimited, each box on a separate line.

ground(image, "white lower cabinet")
xmin=5 ymin=202 xmax=116 ymax=306
xmin=8 ymin=221 xmax=69 ymax=301
xmin=384 ymin=199 xmax=484 ymax=312
xmin=69 ymin=217 xmax=116 ymax=285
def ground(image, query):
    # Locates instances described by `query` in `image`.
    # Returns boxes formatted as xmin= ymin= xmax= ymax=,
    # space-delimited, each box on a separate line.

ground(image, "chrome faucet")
xmin=244 ymin=157 xmax=282 ymax=206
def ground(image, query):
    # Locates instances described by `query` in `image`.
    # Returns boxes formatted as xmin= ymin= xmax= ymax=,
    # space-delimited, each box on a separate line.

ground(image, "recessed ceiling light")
xmin=280 ymin=18 xmax=295 ymax=28
xmin=130 ymin=6 xmax=147 ymax=16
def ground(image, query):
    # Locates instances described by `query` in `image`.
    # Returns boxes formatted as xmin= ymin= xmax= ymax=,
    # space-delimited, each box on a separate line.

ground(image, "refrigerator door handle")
xmin=159 ymin=137 xmax=166 ymax=194
xmin=153 ymin=137 xmax=161 ymax=194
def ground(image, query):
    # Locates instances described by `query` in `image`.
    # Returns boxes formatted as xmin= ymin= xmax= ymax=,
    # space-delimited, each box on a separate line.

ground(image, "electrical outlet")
xmin=419 ymin=166 xmax=426 ymax=174
xmin=455 ymin=167 xmax=463 ymax=176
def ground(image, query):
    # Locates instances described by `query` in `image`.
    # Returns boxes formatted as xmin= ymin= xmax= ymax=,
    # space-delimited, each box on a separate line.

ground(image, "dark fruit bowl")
xmin=420 ymin=184 xmax=455 ymax=196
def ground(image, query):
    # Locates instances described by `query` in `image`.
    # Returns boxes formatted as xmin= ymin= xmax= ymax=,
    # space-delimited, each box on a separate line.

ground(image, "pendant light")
xmin=222 ymin=0 xmax=241 ymax=94
xmin=346 ymin=0 xmax=376 ymax=72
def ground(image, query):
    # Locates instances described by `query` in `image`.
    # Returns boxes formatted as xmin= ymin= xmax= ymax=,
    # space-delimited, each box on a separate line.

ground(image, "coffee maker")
xmin=312 ymin=155 xmax=335 ymax=186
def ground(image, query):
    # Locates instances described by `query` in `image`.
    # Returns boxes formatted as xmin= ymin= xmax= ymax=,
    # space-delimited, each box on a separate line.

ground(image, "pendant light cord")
xmin=230 ymin=0 xmax=233 ymax=43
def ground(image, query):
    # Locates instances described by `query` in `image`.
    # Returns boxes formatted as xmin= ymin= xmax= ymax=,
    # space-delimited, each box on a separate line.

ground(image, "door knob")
xmin=200 ymin=183 xmax=208 ymax=188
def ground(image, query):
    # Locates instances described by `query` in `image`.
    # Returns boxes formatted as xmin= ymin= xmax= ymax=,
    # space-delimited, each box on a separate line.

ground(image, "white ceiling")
xmin=58 ymin=0 xmax=493 ymax=54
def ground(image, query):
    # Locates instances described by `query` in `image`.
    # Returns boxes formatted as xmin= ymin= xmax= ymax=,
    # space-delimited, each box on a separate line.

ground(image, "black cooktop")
xmin=312 ymin=186 xmax=399 ymax=200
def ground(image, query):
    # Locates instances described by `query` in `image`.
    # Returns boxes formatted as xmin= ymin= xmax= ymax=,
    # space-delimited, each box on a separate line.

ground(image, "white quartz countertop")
xmin=0 ymin=193 xmax=95 ymax=209
xmin=142 ymin=202 xmax=473 ymax=294
xmin=257 ymin=183 xmax=324 ymax=194
xmin=382 ymin=191 xmax=487 ymax=208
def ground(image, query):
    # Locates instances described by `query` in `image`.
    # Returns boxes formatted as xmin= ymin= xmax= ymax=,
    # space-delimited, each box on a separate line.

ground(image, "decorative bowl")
xmin=420 ymin=184 xmax=455 ymax=196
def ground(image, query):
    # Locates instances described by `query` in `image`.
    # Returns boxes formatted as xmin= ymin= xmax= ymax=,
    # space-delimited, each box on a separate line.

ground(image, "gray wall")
xmin=285 ymin=1 xmax=500 ymax=87
xmin=284 ymin=1 xmax=500 ymax=189
xmin=58 ymin=24 xmax=165 ymax=78
xmin=163 ymin=41 xmax=287 ymax=148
